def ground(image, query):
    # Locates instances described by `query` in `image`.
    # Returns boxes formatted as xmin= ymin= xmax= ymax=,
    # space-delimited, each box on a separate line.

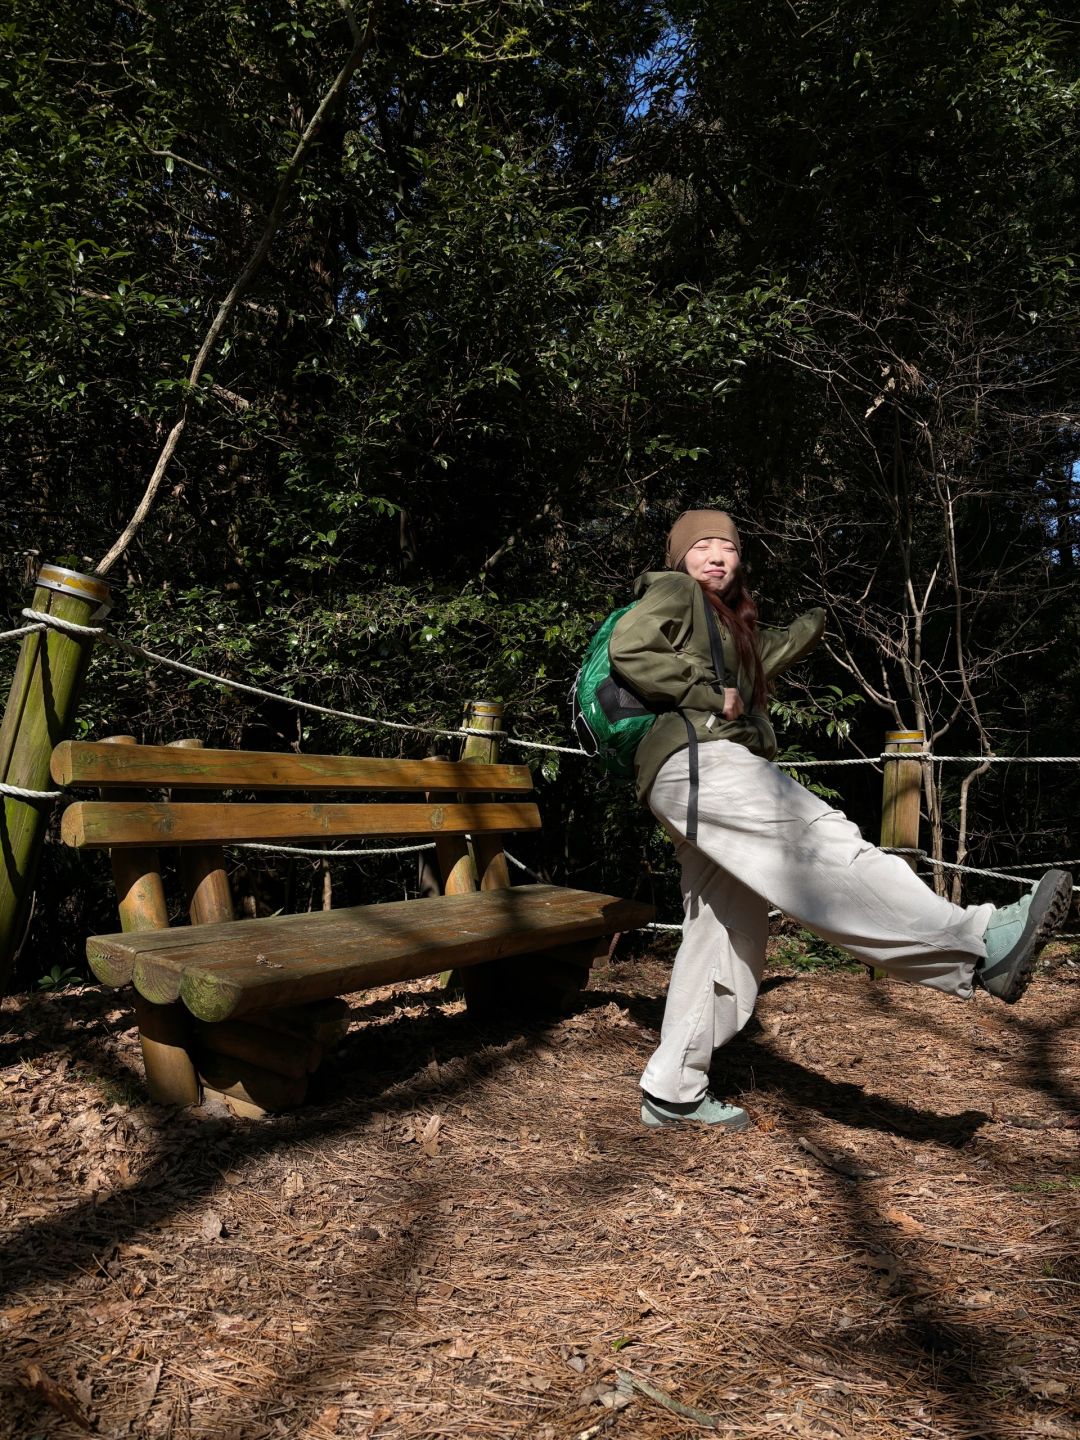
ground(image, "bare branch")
xmin=476 ymin=501 xmax=555 ymax=580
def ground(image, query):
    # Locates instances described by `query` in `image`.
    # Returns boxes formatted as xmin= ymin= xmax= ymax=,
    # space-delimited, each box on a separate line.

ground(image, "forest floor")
xmin=1 ymin=938 xmax=1078 ymax=1440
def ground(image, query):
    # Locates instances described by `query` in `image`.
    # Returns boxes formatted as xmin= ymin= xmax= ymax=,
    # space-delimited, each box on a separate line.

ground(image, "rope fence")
xmin=6 ymin=605 xmax=1080 ymax=900
xmin=0 ymin=781 xmax=63 ymax=803
xmin=13 ymin=606 xmax=1080 ymax=766
xmin=0 ymin=621 xmax=50 ymax=644
xmin=233 ymin=840 xmax=437 ymax=860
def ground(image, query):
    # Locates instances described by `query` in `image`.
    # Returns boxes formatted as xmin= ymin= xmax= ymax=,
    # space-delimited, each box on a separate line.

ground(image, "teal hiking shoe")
xmin=641 ymin=1091 xmax=751 ymax=1131
xmin=978 ymin=869 xmax=1073 ymax=1003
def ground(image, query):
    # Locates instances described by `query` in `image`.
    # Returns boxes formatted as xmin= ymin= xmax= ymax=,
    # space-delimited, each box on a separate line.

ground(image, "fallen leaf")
xmin=116 ymin=1243 xmax=166 ymax=1263
xmin=1021 ymin=1375 xmax=1070 ymax=1399
xmin=0 ymin=1303 xmax=47 ymax=1327
xmin=21 ymin=1364 xmax=93 ymax=1430
xmin=130 ymin=1360 xmax=162 ymax=1423
xmin=1028 ymin=1418 xmax=1077 ymax=1437
xmin=883 ymin=1207 xmax=925 ymax=1234
xmin=199 ymin=1210 xmax=224 ymax=1241
xmin=579 ymin=1382 xmax=612 ymax=1406
xmin=957 ymin=1289 xmax=997 ymax=1309
xmin=420 ymin=1113 xmax=442 ymax=1157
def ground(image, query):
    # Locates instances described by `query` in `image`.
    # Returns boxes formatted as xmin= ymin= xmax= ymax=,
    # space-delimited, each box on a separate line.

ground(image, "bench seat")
xmin=88 ymin=883 xmax=651 ymax=1023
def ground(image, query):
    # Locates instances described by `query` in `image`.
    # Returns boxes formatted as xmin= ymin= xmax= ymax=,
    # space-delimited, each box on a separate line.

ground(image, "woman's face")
xmin=683 ymin=536 xmax=741 ymax=600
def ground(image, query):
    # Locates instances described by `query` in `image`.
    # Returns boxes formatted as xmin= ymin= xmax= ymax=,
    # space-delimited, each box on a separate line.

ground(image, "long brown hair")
xmin=689 ymin=569 xmax=768 ymax=711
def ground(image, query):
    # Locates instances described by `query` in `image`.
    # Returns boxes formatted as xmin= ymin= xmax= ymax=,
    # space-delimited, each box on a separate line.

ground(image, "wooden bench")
xmin=51 ymin=736 xmax=652 ymax=1114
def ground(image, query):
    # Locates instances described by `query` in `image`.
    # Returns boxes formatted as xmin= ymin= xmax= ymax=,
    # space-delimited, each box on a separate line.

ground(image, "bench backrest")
xmin=52 ymin=741 xmax=539 ymax=849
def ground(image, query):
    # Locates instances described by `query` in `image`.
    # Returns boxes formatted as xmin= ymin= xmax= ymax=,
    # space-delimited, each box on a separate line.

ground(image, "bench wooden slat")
xmin=62 ymin=800 xmax=542 ymax=850
xmin=51 ymin=741 xmax=532 ymax=794
xmin=84 ymin=885 xmax=654 ymax=1022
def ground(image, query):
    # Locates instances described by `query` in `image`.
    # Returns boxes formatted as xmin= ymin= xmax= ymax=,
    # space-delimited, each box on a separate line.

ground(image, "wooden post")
xmin=873 ymin=728 xmax=926 ymax=981
xmin=0 ymin=564 xmax=110 ymax=992
xmin=434 ymin=711 xmax=495 ymax=990
xmin=464 ymin=701 xmax=512 ymax=891
xmin=133 ymin=994 xmax=201 ymax=1106
xmin=454 ymin=701 xmax=505 ymax=1009
xmin=456 ymin=700 xmax=592 ymax=1016
xmin=167 ymin=738 xmax=236 ymax=924
xmin=101 ymin=736 xmax=200 ymax=1106
xmin=428 ymin=755 xmax=476 ymax=899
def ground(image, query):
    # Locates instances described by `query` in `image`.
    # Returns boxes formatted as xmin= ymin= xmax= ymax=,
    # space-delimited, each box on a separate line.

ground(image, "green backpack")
xmin=571 ymin=603 xmax=655 ymax=777
xmin=571 ymin=596 xmax=735 ymax=845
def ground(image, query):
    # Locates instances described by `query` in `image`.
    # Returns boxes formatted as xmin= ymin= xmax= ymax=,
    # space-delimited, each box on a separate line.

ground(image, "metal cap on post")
xmin=33 ymin=565 xmax=113 ymax=619
xmin=0 ymin=564 xmax=111 ymax=991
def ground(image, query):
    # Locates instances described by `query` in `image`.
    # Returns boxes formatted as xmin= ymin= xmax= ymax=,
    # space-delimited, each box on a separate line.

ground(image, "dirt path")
xmin=1 ymin=950 xmax=1077 ymax=1439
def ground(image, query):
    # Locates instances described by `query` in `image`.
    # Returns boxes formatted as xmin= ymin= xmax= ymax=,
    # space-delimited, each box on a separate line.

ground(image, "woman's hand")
xmin=722 ymin=687 xmax=744 ymax=721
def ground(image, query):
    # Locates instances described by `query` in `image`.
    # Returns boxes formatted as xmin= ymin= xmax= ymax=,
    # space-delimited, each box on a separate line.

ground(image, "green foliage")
xmin=771 ymin=687 xmax=862 ymax=801
xmin=771 ymin=687 xmax=861 ymax=746
xmin=771 ymin=929 xmax=861 ymax=975
xmin=1010 ymin=1176 xmax=1080 ymax=1196
xmin=36 ymin=964 xmax=84 ymax=991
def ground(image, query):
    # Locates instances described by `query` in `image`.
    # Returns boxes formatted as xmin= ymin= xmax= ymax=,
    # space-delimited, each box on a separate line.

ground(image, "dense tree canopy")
xmin=2 ymin=1 xmax=1078 ymax=975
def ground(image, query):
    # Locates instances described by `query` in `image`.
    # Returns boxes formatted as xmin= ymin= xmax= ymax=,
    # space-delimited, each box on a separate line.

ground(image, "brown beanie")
xmin=665 ymin=510 xmax=742 ymax=569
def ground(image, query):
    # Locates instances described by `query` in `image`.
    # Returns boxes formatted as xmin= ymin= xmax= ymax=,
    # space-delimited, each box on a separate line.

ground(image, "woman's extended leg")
xmin=640 ymin=842 xmax=769 ymax=1105
xmin=648 ymin=742 xmax=991 ymax=993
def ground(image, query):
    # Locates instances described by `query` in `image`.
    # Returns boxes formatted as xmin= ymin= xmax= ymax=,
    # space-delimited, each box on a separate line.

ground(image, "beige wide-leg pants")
xmin=641 ymin=742 xmax=993 ymax=1104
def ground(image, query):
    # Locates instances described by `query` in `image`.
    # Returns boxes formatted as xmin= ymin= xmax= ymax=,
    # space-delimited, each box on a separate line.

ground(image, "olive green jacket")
xmin=608 ymin=570 xmax=826 ymax=801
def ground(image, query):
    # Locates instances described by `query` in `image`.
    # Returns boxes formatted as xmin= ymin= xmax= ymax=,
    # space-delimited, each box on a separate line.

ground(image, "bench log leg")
xmin=102 ymin=739 xmax=201 ymax=1107
xmin=195 ymin=1050 xmax=308 ymax=1112
xmin=191 ymin=1018 xmax=321 ymax=1078
xmin=473 ymin=833 xmax=511 ymax=892
xmin=195 ymin=1001 xmax=349 ymax=1116
xmin=169 ymin=738 xmax=236 ymax=925
xmin=434 ymin=834 xmax=478 ymax=989
xmin=462 ymin=937 xmax=604 ymax=1020
xmin=133 ymin=994 xmax=201 ymax=1106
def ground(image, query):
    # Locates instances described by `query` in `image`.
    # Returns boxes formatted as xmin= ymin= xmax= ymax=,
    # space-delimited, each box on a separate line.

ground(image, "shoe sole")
xmin=980 ymin=869 xmax=1073 ymax=1003
xmin=640 ymin=1100 xmax=751 ymax=1132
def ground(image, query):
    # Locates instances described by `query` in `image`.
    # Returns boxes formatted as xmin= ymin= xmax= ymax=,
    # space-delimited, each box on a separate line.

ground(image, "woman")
xmin=609 ymin=509 xmax=1072 ymax=1130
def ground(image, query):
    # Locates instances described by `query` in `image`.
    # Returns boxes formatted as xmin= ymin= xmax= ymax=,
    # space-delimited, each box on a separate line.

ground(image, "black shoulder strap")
xmin=683 ymin=714 xmax=698 ymax=846
xmin=680 ymin=597 xmax=738 ymax=847
xmin=703 ymin=599 xmax=736 ymax=689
